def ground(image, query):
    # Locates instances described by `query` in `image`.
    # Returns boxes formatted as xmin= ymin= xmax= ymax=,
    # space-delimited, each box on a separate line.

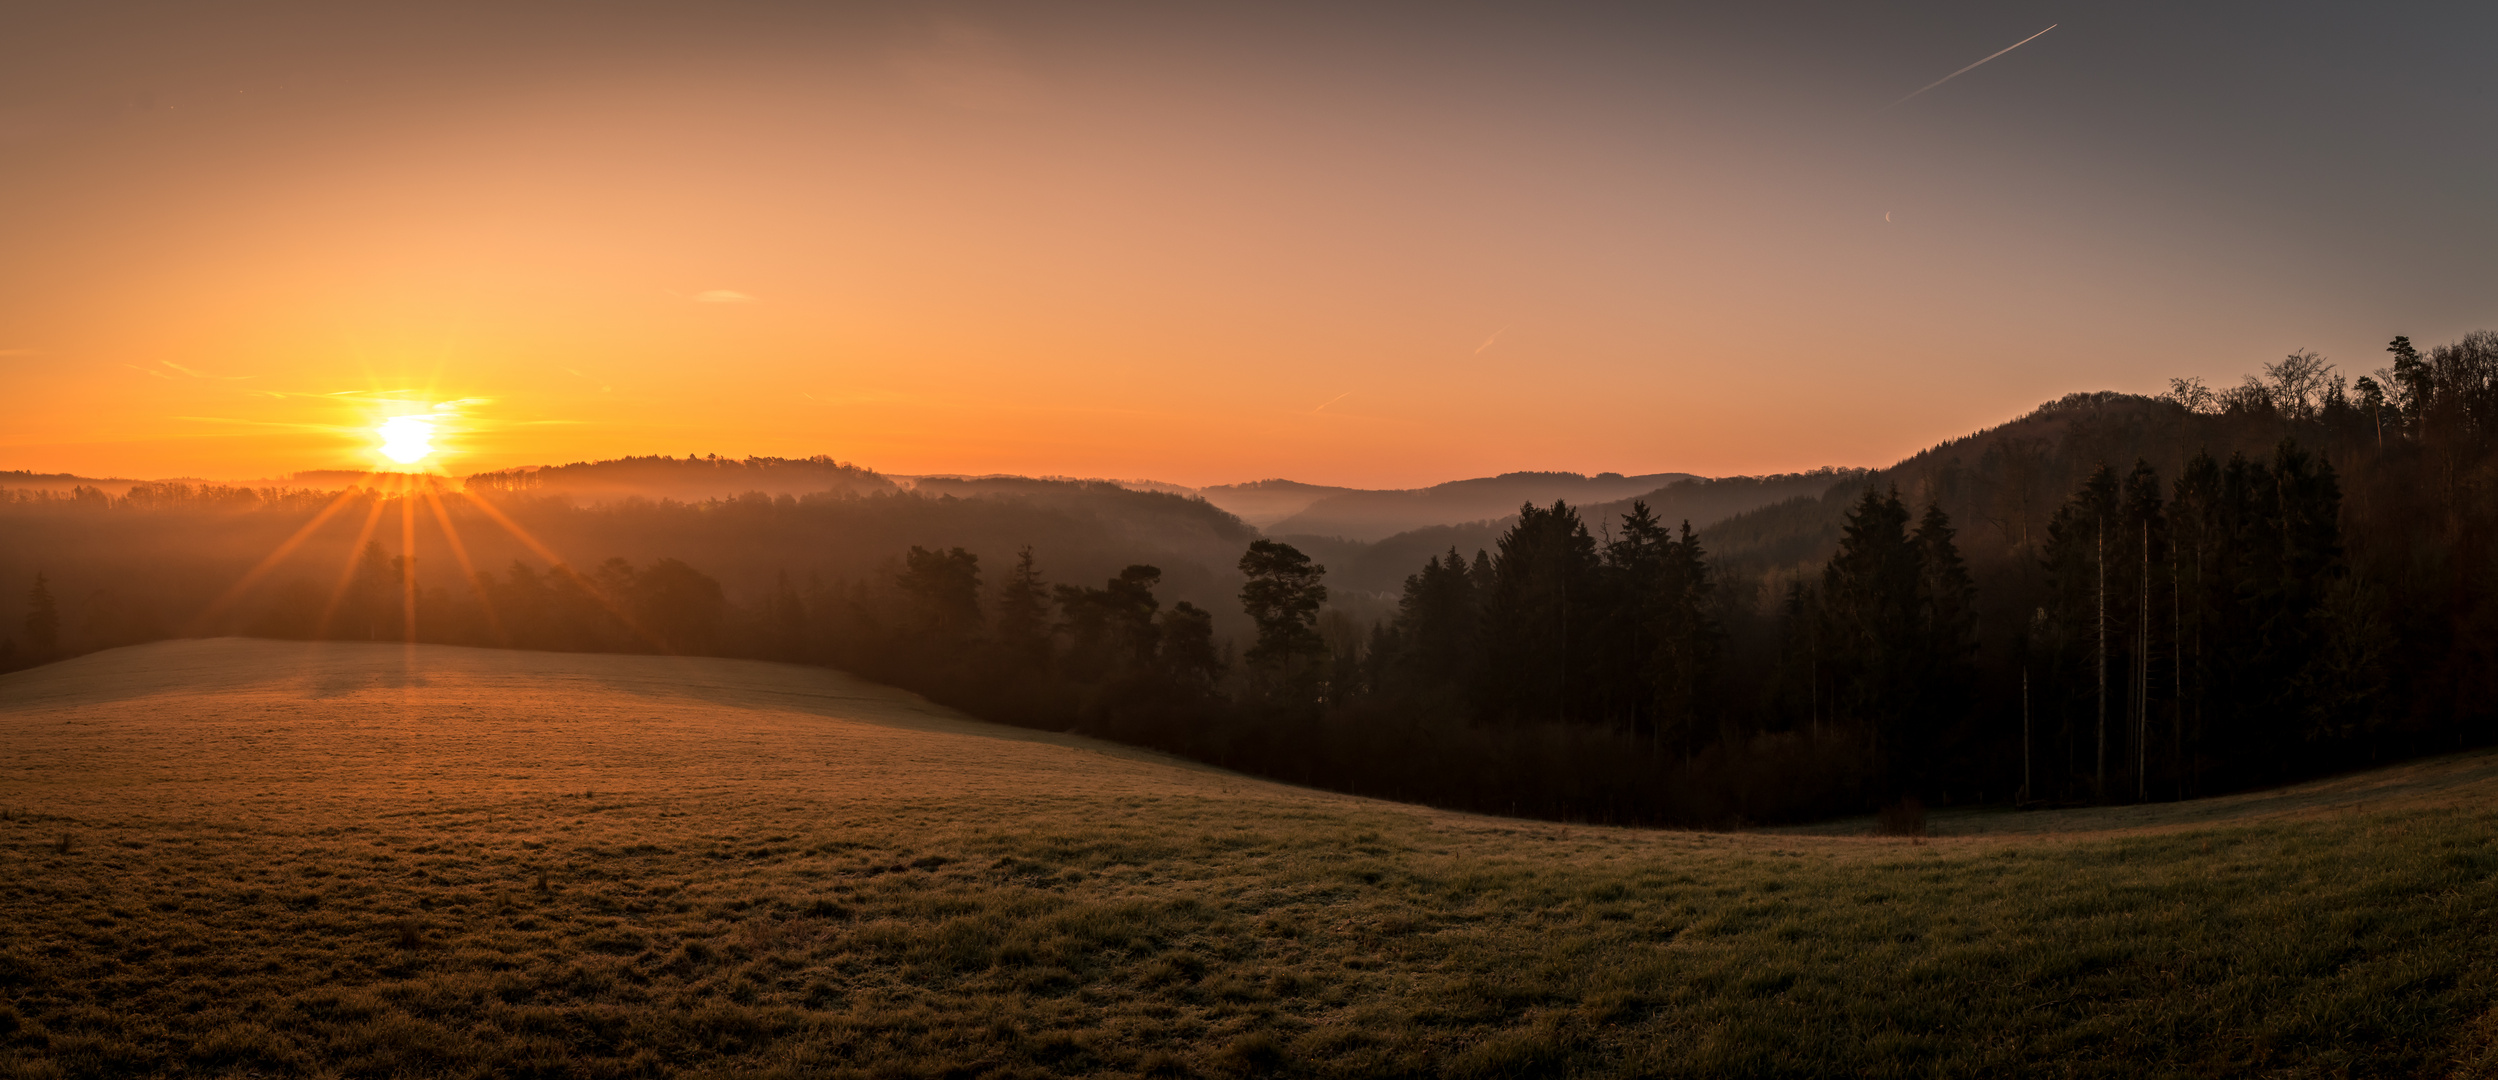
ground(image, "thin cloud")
xmin=171 ymin=416 xmax=339 ymax=432
xmin=1311 ymin=392 xmax=1352 ymax=414
xmin=1475 ymin=326 xmax=1509 ymax=355
xmin=0 ymin=348 xmax=37 ymax=357
xmin=125 ymin=364 xmax=175 ymax=380
xmin=695 ymin=290 xmax=758 ymax=304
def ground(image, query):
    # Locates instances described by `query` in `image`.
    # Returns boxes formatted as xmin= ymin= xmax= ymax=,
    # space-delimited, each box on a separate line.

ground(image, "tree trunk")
xmin=2096 ymin=519 xmax=2107 ymax=802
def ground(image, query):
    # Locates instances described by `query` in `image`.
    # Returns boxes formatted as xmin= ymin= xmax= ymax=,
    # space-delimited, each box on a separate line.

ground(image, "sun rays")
xmin=183 ymin=465 xmax=676 ymax=659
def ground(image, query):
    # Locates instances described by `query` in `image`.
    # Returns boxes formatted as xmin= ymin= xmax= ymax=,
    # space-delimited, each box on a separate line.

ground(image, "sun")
xmin=377 ymin=416 xmax=436 ymax=466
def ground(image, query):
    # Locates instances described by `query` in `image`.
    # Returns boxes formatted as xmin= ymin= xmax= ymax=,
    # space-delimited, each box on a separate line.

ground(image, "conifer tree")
xmin=994 ymin=546 xmax=1054 ymax=666
xmin=2042 ymin=466 xmax=2118 ymax=800
xmin=1820 ymin=487 xmax=1918 ymax=741
xmin=1238 ymin=540 xmax=1328 ymax=696
xmin=899 ymin=546 xmax=983 ymax=640
xmin=1392 ymin=548 xmax=1482 ymax=698
xmin=1649 ymin=520 xmax=1721 ymax=759
xmin=23 ymin=573 xmax=59 ymax=659
xmin=1156 ymin=601 xmax=1223 ymax=687
xmin=1483 ymin=501 xmax=1600 ymax=723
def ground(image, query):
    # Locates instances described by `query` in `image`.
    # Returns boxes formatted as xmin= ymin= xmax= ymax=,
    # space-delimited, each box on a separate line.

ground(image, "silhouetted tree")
xmin=1482 ymin=501 xmax=1600 ymax=723
xmin=1648 ymin=520 xmax=1720 ymax=759
xmin=1238 ymin=540 xmax=1328 ymax=699
xmin=2043 ymin=466 xmax=2119 ymax=799
xmin=1903 ymin=501 xmax=1977 ymax=784
xmin=1157 ymin=601 xmax=1223 ymax=687
xmin=1386 ymin=548 xmax=1482 ymax=701
xmin=1822 ymin=488 xmax=1920 ymax=737
xmin=995 ymin=546 xmax=1053 ymax=666
xmin=899 ymin=546 xmax=983 ymax=640
xmin=635 ymin=558 xmax=727 ymax=654
xmin=23 ymin=573 xmax=59 ymax=659
xmin=1055 ymin=565 xmax=1162 ymax=680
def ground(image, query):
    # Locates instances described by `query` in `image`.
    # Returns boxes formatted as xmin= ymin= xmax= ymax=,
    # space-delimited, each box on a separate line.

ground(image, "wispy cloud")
xmin=125 ymin=364 xmax=175 ymax=380
xmin=1475 ymin=326 xmax=1509 ymax=355
xmin=171 ymin=416 xmax=340 ymax=432
xmin=144 ymin=360 xmax=261 ymax=380
xmin=1311 ymin=392 xmax=1352 ymax=414
xmin=695 ymin=290 xmax=757 ymax=304
xmin=0 ymin=348 xmax=36 ymax=357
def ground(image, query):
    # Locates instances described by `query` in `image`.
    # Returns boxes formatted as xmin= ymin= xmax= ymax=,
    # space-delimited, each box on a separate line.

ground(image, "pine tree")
xmin=1238 ymin=540 xmax=1328 ymax=698
xmin=994 ymin=546 xmax=1054 ymax=667
xmin=23 ymin=573 xmax=59 ymax=659
xmin=1483 ymin=501 xmax=1600 ymax=723
xmin=1821 ymin=487 xmax=1918 ymax=738
xmin=2042 ymin=466 xmax=2118 ymax=800
xmin=1392 ymin=548 xmax=1482 ymax=699
xmin=1650 ymin=520 xmax=1721 ymax=759
xmin=1156 ymin=601 xmax=1223 ymax=687
xmin=898 ymin=546 xmax=983 ymax=640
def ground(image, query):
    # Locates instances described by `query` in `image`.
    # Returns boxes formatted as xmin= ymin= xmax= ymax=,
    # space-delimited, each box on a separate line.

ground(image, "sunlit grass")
xmin=1 ymin=639 xmax=2492 ymax=1078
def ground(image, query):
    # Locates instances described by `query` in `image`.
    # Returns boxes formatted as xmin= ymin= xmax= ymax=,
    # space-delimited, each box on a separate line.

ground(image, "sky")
xmin=2 ymin=1 xmax=2493 ymax=488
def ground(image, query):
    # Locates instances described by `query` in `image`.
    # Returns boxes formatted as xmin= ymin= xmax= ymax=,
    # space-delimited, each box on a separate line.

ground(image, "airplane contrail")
xmin=1883 ymin=24 xmax=2058 ymax=111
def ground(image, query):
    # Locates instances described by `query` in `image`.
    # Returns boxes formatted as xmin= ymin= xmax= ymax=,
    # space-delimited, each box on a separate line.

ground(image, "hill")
xmin=1299 ymin=470 xmax=1864 ymax=596
xmin=463 ymin=455 xmax=901 ymax=504
xmin=1187 ymin=479 xmax=1360 ymax=528
xmin=3 ymin=639 xmax=2494 ymax=1077
xmin=1265 ymin=471 xmax=1700 ymax=543
xmin=0 ymin=470 xmax=148 ymax=497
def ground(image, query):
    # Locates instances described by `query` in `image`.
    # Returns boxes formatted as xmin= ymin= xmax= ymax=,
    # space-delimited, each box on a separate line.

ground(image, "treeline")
xmin=7 ymin=331 xmax=2495 ymax=827
xmin=716 ymin=329 xmax=2498 ymax=821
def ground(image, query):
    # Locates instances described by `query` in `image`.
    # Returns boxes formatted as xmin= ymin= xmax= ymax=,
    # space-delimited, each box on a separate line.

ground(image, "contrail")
xmin=1883 ymin=24 xmax=2057 ymax=111
xmin=1311 ymin=392 xmax=1351 ymax=414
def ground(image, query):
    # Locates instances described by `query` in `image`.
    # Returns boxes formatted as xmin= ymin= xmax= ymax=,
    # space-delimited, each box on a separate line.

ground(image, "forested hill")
xmin=464 ymin=455 xmax=899 ymax=503
xmin=1292 ymin=470 xmax=1859 ymax=596
xmin=1699 ymin=391 xmax=2298 ymax=581
xmin=1265 ymin=470 xmax=1698 ymax=542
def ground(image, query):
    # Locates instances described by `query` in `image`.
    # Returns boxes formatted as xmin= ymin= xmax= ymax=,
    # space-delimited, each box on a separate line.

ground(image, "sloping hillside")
xmin=1692 ymin=391 xmax=2310 ymax=580
xmin=1309 ymin=470 xmax=1862 ymax=595
xmin=1267 ymin=471 xmax=1697 ymax=543
xmin=1192 ymin=479 xmax=1361 ymax=528
xmin=2 ymin=639 xmax=2492 ymax=1078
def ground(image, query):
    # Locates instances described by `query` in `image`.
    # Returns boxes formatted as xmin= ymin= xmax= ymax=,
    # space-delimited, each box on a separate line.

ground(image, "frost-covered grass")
xmin=2 ymin=639 xmax=2493 ymax=1078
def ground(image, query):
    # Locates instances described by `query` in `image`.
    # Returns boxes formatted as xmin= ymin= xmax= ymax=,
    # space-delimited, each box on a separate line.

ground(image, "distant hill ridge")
xmin=1257 ymin=471 xmax=1700 ymax=543
xmin=1286 ymin=470 xmax=1862 ymax=595
xmin=463 ymin=455 xmax=898 ymax=502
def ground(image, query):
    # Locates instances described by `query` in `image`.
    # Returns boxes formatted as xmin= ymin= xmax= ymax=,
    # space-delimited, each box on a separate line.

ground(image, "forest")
xmin=4 ymin=330 xmax=2493 ymax=825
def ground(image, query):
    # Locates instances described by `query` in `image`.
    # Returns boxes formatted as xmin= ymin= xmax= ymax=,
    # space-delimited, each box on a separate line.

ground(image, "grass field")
xmin=3 ymin=639 xmax=2495 ymax=1078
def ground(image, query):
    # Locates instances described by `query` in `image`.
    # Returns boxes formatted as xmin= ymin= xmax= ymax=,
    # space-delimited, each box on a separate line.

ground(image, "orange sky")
xmin=4 ymin=4 xmax=2491 ymax=488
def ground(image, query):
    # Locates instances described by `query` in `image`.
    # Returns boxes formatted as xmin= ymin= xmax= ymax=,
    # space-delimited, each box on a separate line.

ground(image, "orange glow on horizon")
xmin=0 ymin=7 xmax=2471 ymax=489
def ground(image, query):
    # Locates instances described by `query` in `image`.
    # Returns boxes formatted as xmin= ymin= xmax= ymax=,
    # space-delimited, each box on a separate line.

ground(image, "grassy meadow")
xmin=2 ymin=639 xmax=2495 ymax=1078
